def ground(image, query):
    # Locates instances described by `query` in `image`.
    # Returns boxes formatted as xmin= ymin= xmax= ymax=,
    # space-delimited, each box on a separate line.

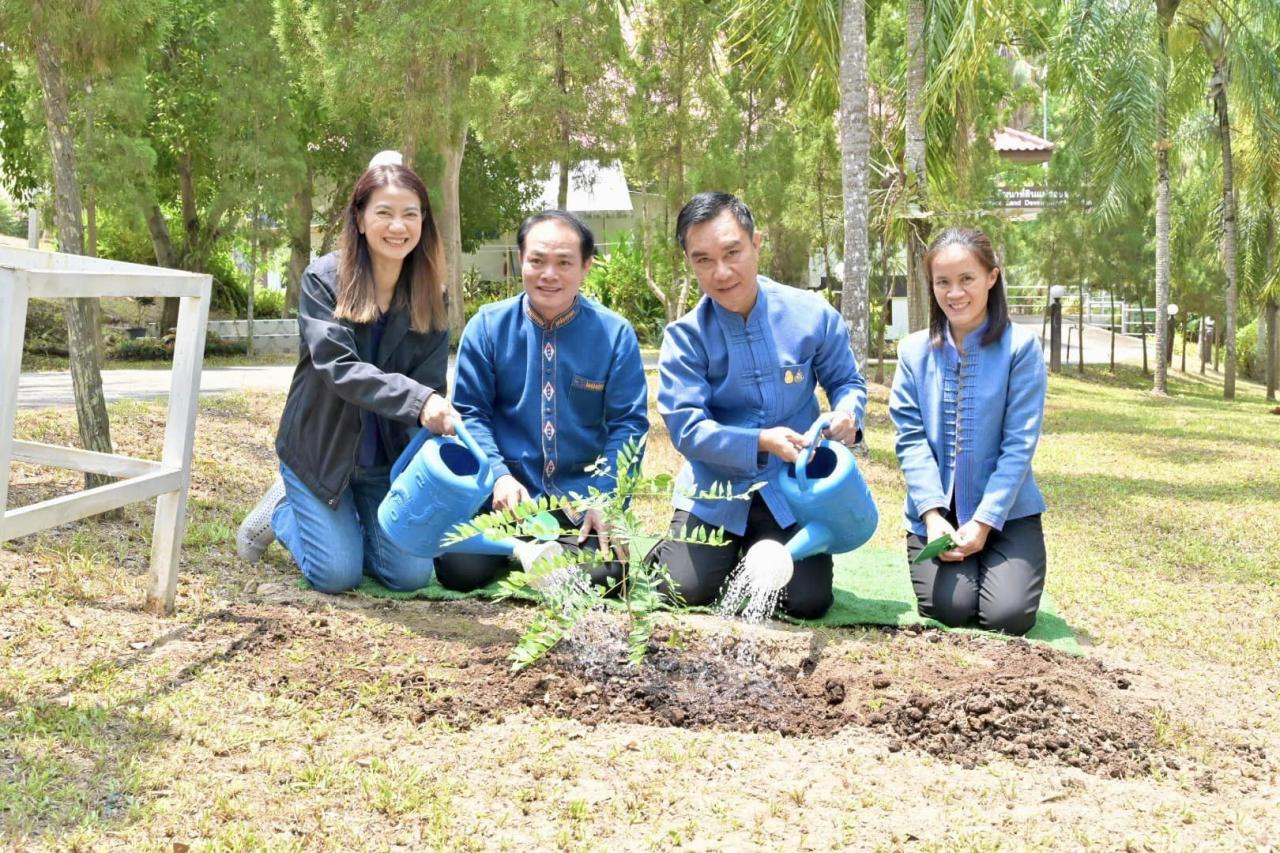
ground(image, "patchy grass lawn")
xmin=1 ymin=365 xmax=1277 ymax=850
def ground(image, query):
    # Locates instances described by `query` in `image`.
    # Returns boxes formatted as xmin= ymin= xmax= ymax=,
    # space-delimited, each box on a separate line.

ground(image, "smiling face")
xmin=520 ymin=219 xmax=591 ymax=320
xmin=358 ymin=183 xmax=423 ymax=268
xmin=683 ymin=210 xmax=763 ymax=318
xmin=929 ymin=244 xmax=999 ymax=340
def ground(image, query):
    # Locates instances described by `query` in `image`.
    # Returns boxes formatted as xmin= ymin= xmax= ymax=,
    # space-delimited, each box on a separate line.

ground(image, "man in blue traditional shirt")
xmin=438 ymin=210 xmax=649 ymax=591
xmin=652 ymin=192 xmax=868 ymax=618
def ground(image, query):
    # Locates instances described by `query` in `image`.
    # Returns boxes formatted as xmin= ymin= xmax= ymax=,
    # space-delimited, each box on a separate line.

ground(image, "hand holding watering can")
xmin=377 ymin=421 xmax=565 ymax=572
xmin=740 ymin=414 xmax=878 ymax=591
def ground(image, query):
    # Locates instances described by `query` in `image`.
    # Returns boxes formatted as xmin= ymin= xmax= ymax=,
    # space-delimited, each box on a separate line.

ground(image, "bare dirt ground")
xmin=2 ymin=387 xmax=1278 ymax=850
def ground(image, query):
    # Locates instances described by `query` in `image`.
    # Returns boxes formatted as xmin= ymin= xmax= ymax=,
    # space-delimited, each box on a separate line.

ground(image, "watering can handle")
xmin=388 ymin=418 xmax=492 ymax=485
xmin=453 ymin=419 xmax=492 ymax=484
xmin=794 ymin=414 xmax=833 ymax=492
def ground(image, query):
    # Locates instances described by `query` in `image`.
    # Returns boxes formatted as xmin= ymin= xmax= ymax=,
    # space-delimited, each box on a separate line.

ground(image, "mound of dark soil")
xmin=868 ymin=643 xmax=1152 ymax=777
xmin=230 ymin=601 xmax=1160 ymax=778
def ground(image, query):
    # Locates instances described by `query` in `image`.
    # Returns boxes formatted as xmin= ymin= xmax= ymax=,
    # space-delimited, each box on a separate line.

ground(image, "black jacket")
xmin=275 ymin=252 xmax=450 ymax=507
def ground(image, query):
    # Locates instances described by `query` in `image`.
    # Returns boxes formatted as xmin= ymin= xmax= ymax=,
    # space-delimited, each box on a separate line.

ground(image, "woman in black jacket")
xmin=236 ymin=160 xmax=458 ymax=592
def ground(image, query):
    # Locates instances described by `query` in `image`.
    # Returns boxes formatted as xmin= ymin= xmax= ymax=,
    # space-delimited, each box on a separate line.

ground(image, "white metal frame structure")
xmin=1 ymin=245 xmax=211 ymax=615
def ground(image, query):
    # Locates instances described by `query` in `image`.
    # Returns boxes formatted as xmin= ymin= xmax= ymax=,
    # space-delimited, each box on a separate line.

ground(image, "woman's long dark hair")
xmin=335 ymin=164 xmax=447 ymax=333
xmin=924 ymin=227 xmax=1009 ymax=349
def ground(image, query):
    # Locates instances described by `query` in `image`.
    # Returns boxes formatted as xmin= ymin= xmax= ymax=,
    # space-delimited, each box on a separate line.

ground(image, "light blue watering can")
xmin=377 ymin=421 xmax=565 ymax=569
xmin=742 ymin=414 xmax=879 ymax=590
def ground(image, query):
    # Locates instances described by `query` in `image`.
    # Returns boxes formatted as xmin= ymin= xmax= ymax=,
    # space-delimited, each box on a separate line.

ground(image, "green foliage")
xmin=108 ymin=335 xmax=169 ymax=361
xmin=0 ymin=192 xmax=26 ymax=238
xmin=1236 ymin=319 xmax=1261 ymax=381
xmin=458 ymin=131 xmax=539 ymax=254
xmin=253 ymin=288 xmax=286 ymax=320
xmin=95 ymin=208 xmax=159 ymax=265
xmin=582 ymin=234 xmax=667 ymax=344
xmin=0 ymin=55 xmax=40 ymax=203
xmin=107 ymin=330 xmax=246 ymax=361
xmin=448 ymin=436 xmax=754 ymax=670
xmin=21 ymin=299 xmax=68 ymax=355
xmin=204 ymin=251 xmax=248 ymax=316
xmin=461 ymin=267 xmax=521 ymax=323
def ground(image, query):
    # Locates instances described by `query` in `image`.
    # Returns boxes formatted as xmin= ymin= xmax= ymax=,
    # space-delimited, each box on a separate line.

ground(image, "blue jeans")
xmin=272 ymin=462 xmax=436 ymax=593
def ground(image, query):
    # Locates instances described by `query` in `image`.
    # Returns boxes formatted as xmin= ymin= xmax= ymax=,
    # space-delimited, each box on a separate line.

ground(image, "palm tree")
xmin=1189 ymin=5 xmax=1280 ymax=398
xmin=1054 ymin=0 xmax=1176 ymax=393
xmin=1055 ymin=0 xmax=1280 ymax=398
xmin=725 ymin=0 xmax=872 ymax=365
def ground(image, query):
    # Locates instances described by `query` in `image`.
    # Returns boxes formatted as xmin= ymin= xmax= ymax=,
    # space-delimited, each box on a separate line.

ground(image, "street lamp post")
xmin=1049 ymin=285 xmax=1066 ymax=373
xmin=1166 ymin=303 xmax=1179 ymax=367
xmin=1200 ymin=316 xmax=1214 ymax=374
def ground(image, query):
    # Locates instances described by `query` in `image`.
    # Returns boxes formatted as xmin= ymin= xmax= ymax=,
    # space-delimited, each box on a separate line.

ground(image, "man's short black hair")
xmin=517 ymin=209 xmax=596 ymax=262
xmin=676 ymin=191 xmax=756 ymax=250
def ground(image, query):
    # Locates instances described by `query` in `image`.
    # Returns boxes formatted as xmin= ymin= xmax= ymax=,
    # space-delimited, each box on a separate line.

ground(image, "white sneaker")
xmin=236 ymin=479 xmax=286 ymax=562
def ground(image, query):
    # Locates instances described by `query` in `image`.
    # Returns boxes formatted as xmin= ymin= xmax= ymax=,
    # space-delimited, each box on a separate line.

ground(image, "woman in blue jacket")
xmin=235 ymin=158 xmax=460 ymax=593
xmin=889 ymin=227 xmax=1047 ymax=635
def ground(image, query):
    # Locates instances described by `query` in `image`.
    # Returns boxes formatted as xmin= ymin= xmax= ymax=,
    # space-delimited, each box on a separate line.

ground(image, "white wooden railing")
xmin=1 ymin=245 xmax=211 ymax=615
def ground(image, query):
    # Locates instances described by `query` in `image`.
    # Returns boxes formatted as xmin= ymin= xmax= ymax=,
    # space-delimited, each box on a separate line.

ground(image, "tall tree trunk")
xmin=876 ymin=231 xmax=890 ymax=385
xmin=818 ymin=156 xmax=833 ymax=281
xmin=247 ymin=211 xmax=258 ymax=357
xmin=157 ymin=150 xmax=202 ymax=332
xmin=904 ymin=0 xmax=930 ymax=333
xmin=145 ymin=203 xmax=179 ymax=268
xmin=319 ymin=179 xmax=349 ymax=257
xmin=838 ymin=0 xmax=870 ymax=367
xmin=287 ymin=162 xmax=314 ymax=318
xmin=1267 ymin=300 xmax=1278 ymax=401
xmin=33 ymin=28 xmax=113 ymax=489
xmin=555 ymin=27 xmax=572 ymax=210
xmin=1152 ymin=0 xmax=1180 ymax=395
xmin=1110 ymin=290 xmax=1116 ymax=372
xmin=1266 ymin=213 xmax=1277 ymax=400
xmin=1139 ymin=295 xmax=1149 ymax=375
xmin=1077 ymin=283 xmax=1085 ymax=373
xmin=1210 ymin=54 xmax=1237 ymax=399
xmin=439 ymin=119 xmax=469 ymax=335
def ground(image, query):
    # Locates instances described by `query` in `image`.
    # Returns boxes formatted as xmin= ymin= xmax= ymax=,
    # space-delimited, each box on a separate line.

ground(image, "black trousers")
xmin=906 ymin=511 xmax=1046 ymax=636
xmin=436 ymin=509 xmax=623 ymax=592
xmin=648 ymin=493 xmax=834 ymax=619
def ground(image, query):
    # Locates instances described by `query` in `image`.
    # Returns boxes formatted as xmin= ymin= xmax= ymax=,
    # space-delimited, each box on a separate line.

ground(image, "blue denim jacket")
xmin=658 ymin=277 xmax=867 ymax=536
xmin=453 ymin=293 xmax=649 ymax=503
xmin=889 ymin=321 xmax=1046 ymax=535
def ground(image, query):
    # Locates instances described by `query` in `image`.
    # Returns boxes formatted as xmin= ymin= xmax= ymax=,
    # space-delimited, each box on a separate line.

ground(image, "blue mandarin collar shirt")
xmin=657 ymin=277 xmax=868 ymax=536
xmin=889 ymin=321 xmax=1047 ymax=536
xmin=452 ymin=293 xmax=649 ymax=506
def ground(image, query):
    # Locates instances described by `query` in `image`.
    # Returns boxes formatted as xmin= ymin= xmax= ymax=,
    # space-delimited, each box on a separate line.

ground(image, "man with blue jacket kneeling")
xmin=437 ymin=210 xmax=649 ymax=591
xmin=650 ymin=192 xmax=867 ymax=619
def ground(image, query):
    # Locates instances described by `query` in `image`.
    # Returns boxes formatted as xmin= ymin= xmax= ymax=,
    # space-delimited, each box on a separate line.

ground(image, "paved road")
xmin=14 ymin=365 xmax=301 ymax=409
xmin=1012 ymin=314 xmax=1150 ymax=367
xmin=14 ymin=322 xmax=1150 ymax=409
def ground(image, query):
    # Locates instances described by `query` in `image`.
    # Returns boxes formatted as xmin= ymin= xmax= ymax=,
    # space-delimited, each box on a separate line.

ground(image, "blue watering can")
xmin=741 ymin=414 xmax=879 ymax=590
xmin=377 ymin=420 xmax=565 ymax=569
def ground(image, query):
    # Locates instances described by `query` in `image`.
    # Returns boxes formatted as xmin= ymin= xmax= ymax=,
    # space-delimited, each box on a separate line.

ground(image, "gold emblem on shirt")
xmin=784 ymin=369 xmax=805 ymax=384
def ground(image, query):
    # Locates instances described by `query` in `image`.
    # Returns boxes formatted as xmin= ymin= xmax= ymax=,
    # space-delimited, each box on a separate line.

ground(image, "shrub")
xmin=582 ymin=234 xmax=668 ymax=345
xmin=108 ymin=330 xmax=247 ymax=361
xmin=1236 ymin=319 xmax=1260 ymax=381
xmin=462 ymin=267 xmax=521 ymax=323
xmin=205 ymin=252 xmax=248 ymax=316
xmin=109 ymin=336 xmax=169 ymax=361
xmin=0 ymin=195 xmax=26 ymax=239
xmin=253 ymin=288 xmax=286 ymax=319
xmin=22 ymin=299 xmax=68 ymax=354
